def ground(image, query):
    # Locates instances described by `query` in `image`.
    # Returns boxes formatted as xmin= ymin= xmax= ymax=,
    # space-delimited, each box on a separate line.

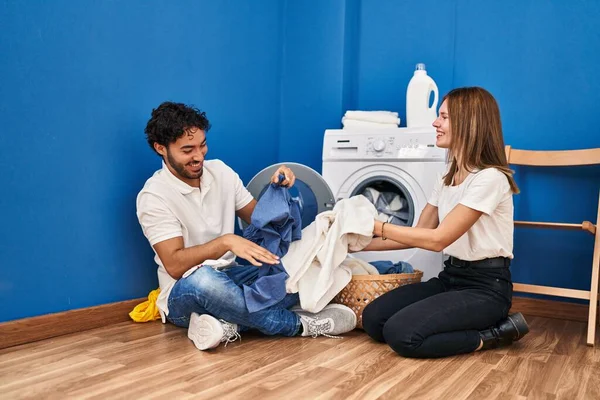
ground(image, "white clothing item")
xmin=362 ymin=187 xmax=380 ymax=204
xmin=387 ymin=194 xmax=405 ymax=211
xmin=363 ymin=187 xmax=405 ymax=215
xmin=283 ymin=195 xmax=377 ymax=313
xmin=136 ymin=160 xmax=254 ymax=322
xmin=378 ymin=212 xmax=392 ymax=222
xmin=343 ymin=255 xmax=379 ymax=276
xmin=342 ymin=118 xmax=399 ymax=130
xmin=428 ymin=168 xmax=514 ymax=261
xmin=344 ymin=110 xmax=400 ymax=125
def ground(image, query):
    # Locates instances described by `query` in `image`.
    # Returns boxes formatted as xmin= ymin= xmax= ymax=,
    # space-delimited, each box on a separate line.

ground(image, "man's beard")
xmin=166 ymin=150 xmax=203 ymax=181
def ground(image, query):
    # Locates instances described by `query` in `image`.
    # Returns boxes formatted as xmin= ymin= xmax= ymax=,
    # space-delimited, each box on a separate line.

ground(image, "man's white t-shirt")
xmin=428 ymin=168 xmax=514 ymax=261
xmin=136 ymin=160 xmax=254 ymax=322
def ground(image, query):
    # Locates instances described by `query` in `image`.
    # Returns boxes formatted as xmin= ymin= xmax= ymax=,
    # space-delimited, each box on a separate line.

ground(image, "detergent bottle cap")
xmin=414 ymin=63 xmax=427 ymax=74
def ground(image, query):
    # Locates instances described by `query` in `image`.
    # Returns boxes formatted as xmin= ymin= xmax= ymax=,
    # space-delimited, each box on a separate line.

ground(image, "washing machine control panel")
xmin=323 ymin=128 xmax=446 ymax=161
xmin=367 ymin=136 xmax=395 ymax=156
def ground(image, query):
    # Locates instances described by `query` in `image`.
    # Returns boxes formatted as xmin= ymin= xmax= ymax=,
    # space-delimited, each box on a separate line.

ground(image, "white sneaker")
xmin=295 ymin=304 xmax=357 ymax=338
xmin=187 ymin=313 xmax=241 ymax=350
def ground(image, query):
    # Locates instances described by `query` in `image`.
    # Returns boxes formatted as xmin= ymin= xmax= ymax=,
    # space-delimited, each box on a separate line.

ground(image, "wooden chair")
xmin=505 ymin=146 xmax=600 ymax=346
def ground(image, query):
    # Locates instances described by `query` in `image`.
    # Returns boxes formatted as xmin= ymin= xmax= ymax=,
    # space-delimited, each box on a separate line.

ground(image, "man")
xmin=136 ymin=102 xmax=356 ymax=350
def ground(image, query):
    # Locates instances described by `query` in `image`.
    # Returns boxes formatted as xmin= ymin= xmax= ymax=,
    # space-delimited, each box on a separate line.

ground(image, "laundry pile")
xmin=341 ymin=110 xmax=400 ymax=130
xmin=282 ymin=195 xmax=378 ymax=312
xmin=246 ymin=190 xmax=417 ymax=313
xmin=369 ymin=260 xmax=414 ymax=274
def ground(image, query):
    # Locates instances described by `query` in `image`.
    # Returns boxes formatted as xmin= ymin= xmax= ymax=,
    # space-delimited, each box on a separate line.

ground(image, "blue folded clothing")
xmin=369 ymin=260 xmax=414 ymax=274
xmin=242 ymin=175 xmax=302 ymax=313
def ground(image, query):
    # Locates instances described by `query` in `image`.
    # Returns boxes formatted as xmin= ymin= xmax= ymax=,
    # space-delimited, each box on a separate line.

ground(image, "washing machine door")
xmin=240 ymin=162 xmax=336 ymax=230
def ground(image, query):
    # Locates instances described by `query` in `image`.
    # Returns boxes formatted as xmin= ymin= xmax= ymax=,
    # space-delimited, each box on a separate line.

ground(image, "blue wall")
xmin=2 ymin=0 xmax=599 ymax=322
xmin=0 ymin=0 xmax=282 ymax=322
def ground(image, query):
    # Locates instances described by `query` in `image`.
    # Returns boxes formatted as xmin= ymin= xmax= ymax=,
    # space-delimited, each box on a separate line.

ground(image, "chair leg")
xmin=586 ymin=193 xmax=600 ymax=346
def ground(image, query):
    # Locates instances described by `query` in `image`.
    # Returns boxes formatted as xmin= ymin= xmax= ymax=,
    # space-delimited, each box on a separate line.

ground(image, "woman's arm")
xmin=373 ymin=204 xmax=483 ymax=252
xmin=361 ymin=203 xmax=441 ymax=251
xmin=415 ymin=203 xmax=441 ymax=230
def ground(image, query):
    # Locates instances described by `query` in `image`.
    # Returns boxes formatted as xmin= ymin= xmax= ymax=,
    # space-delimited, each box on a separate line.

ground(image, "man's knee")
xmin=167 ymin=268 xmax=222 ymax=326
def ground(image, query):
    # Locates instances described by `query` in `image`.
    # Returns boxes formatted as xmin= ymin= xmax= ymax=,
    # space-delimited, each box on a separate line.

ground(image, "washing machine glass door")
xmin=350 ymin=176 xmax=415 ymax=227
xmin=240 ymin=162 xmax=335 ymax=230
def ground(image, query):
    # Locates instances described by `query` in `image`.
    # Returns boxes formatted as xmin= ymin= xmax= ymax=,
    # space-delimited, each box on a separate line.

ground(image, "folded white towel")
xmin=342 ymin=118 xmax=399 ymax=130
xmin=344 ymin=110 xmax=400 ymax=125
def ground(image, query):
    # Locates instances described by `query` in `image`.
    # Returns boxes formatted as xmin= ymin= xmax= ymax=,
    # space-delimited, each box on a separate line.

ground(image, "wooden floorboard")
xmin=0 ymin=298 xmax=144 ymax=349
xmin=0 ymin=294 xmax=590 ymax=351
xmin=0 ymin=315 xmax=599 ymax=400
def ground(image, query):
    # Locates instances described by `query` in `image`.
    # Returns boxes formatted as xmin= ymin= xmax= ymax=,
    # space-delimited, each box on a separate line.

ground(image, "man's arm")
xmin=153 ymin=234 xmax=280 ymax=280
xmin=236 ymin=199 xmax=257 ymax=225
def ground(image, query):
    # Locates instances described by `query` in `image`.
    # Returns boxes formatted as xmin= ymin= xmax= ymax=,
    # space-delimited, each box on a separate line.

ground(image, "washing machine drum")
xmin=350 ymin=176 xmax=415 ymax=227
xmin=242 ymin=162 xmax=335 ymax=229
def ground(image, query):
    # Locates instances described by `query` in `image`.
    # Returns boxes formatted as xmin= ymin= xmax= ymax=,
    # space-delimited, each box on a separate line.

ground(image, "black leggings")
xmin=362 ymin=259 xmax=512 ymax=358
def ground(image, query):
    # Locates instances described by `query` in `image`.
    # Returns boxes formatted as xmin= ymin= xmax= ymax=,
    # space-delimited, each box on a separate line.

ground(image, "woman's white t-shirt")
xmin=428 ymin=168 xmax=514 ymax=261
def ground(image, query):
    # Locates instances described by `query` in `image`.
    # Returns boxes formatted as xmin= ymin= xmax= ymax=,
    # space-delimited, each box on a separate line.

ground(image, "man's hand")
xmin=223 ymin=234 xmax=279 ymax=266
xmin=271 ymin=165 xmax=296 ymax=187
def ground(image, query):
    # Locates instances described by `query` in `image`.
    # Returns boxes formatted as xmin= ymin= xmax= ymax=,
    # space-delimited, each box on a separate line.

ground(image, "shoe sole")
xmin=323 ymin=303 xmax=358 ymax=331
xmin=187 ymin=313 xmax=223 ymax=351
xmin=508 ymin=312 xmax=530 ymax=340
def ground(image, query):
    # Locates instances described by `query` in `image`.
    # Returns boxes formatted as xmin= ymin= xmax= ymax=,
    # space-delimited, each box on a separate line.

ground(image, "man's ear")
xmin=154 ymin=142 xmax=167 ymax=157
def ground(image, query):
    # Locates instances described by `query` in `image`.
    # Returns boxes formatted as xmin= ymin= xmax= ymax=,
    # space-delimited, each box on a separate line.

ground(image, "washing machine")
xmin=241 ymin=127 xmax=447 ymax=281
xmin=321 ymin=127 xmax=447 ymax=280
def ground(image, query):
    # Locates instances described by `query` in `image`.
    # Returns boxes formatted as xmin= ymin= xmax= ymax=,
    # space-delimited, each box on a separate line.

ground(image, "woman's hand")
xmin=364 ymin=219 xmax=412 ymax=251
xmin=271 ymin=165 xmax=296 ymax=187
xmin=373 ymin=219 xmax=384 ymax=237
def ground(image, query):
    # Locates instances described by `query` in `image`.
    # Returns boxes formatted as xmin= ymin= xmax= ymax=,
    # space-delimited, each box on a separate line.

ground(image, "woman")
xmin=361 ymin=87 xmax=529 ymax=358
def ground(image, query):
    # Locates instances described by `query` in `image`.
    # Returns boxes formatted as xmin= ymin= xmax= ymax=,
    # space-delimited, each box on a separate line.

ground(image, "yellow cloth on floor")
xmin=129 ymin=288 xmax=161 ymax=322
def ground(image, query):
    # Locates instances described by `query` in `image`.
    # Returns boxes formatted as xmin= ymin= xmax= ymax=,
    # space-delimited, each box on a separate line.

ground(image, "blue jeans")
xmin=167 ymin=265 xmax=301 ymax=336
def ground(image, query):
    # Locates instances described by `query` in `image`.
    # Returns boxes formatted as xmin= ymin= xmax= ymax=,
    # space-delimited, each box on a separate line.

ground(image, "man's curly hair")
xmin=144 ymin=102 xmax=211 ymax=155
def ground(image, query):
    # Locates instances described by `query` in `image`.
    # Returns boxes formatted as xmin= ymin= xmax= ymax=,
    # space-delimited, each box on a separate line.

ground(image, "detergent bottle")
xmin=406 ymin=63 xmax=439 ymax=128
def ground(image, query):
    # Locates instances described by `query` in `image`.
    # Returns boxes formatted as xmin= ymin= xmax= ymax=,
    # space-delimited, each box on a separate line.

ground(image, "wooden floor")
xmin=0 ymin=316 xmax=599 ymax=400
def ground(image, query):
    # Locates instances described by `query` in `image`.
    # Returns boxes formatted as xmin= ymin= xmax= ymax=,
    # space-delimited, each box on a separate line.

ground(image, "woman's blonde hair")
xmin=443 ymin=87 xmax=519 ymax=194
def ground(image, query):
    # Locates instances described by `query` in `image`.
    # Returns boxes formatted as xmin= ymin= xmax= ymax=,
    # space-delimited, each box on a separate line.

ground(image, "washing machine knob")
xmin=373 ymin=139 xmax=386 ymax=152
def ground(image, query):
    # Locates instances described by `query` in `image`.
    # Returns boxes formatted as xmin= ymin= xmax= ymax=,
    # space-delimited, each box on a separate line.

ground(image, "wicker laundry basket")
xmin=333 ymin=270 xmax=423 ymax=329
